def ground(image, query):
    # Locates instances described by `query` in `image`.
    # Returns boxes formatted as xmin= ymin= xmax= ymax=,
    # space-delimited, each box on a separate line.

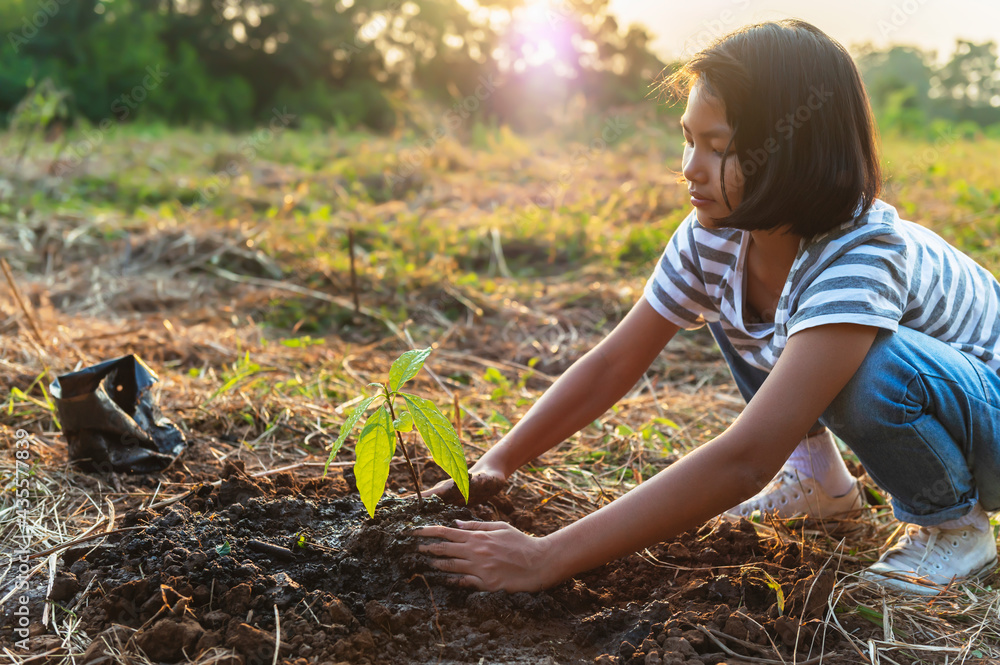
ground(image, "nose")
xmin=681 ymin=145 xmax=708 ymax=187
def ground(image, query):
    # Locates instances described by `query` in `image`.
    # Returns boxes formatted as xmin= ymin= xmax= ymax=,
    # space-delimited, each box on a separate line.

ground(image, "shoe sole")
xmin=860 ymin=555 xmax=999 ymax=596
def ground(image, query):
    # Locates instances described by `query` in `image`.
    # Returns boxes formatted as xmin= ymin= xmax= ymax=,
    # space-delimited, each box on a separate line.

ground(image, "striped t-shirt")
xmin=643 ymin=198 xmax=1000 ymax=373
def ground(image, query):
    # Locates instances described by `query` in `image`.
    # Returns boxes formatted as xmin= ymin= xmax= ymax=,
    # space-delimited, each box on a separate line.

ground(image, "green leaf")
xmin=762 ymin=571 xmax=785 ymax=616
xmin=402 ymin=393 xmax=469 ymax=503
xmin=865 ymin=486 xmax=886 ymax=505
xmin=487 ymin=410 xmax=511 ymax=427
xmin=856 ymin=605 xmax=884 ymax=628
xmin=393 ymin=410 xmax=414 ymax=432
xmin=281 ymin=336 xmax=324 ymax=348
xmin=355 ymin=405 xmax=396 ymax=518
xmin=216 ymin=541 xmax=231 ymax=556
xmin=388 ymin=348 xmax=432 ymax=392
xmin=483 ymin=367 xmax=508 ymax=386
xmin=324 ymin=394 xmax=380 ymax=474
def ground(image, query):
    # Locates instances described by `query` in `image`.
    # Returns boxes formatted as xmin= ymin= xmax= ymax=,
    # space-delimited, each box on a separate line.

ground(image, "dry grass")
xmin=2 ymin=127 xmax=999 ymax=663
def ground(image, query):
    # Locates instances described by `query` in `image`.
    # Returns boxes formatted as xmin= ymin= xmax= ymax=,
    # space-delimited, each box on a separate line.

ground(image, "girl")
xmin=414 ymin=19 xmax=1000 ymax=596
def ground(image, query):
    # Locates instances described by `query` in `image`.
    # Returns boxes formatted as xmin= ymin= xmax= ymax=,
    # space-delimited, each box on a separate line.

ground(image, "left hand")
xmin=413 ymin=520 xmax=559 ymax=592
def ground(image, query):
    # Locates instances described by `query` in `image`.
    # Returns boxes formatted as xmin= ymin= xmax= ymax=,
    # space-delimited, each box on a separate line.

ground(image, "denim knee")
xmin=823 ymin=329 xmax=912 ymax=435
xmin=821 ymin=327 xmax=981 ymax=524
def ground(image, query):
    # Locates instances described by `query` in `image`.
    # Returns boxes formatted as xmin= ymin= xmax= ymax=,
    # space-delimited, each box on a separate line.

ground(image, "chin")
xmin=695 ymin=208 xmax=720 ymax=228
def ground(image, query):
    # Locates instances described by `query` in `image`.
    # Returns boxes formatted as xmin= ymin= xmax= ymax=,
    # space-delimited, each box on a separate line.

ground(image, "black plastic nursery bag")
xmin=50 ymin=354 xmax=186 ymax=473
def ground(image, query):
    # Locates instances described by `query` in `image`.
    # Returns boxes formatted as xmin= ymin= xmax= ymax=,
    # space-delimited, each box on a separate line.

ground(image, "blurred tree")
xmin=0 ymin=0 xmax=666 ymax=130
xmin=931 ymin=40 xmax=1000 ymax=126
xmin=856 ymin=45 xmax=935 ymax=134
xmin=856 ymin=40 xmax=1000 ymax=134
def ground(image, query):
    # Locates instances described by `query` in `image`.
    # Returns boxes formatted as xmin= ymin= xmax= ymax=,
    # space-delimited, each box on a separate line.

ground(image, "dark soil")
xmin=4 ymin=457 xmax=876 ymax=665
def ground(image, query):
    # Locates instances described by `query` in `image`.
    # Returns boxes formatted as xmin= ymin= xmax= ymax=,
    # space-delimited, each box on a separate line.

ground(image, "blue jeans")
xmin=708 ymin=322 xmax=1000 ymax=526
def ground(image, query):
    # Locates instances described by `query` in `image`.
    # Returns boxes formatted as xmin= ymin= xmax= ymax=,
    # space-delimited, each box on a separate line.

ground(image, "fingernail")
xmin=454 ymin=519 xmax=467 ymax=527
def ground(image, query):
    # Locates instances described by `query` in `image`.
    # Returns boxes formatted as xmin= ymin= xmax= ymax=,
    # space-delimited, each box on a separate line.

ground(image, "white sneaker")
xmin=725 ymin=466 xmax=864 ymax=521
xmin=861 ymin=520 xmax=998 ymax=595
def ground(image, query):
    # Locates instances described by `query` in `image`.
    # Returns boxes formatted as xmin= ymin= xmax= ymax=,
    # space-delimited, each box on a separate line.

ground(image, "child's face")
xmin=681 ymin=81 xmax=744 ymax=228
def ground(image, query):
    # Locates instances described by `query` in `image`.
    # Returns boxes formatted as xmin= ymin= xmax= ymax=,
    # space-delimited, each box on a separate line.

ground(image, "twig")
xmin=704 ymin=626 xmax=777 ymax=657
xmin=272 ymin=604 xmax=281 ymax=665
xmin=1 ymin=257 xmax=46 ymax=348
xmin=27 ymin=526 xmax=144 ymax=560
xmin=386 ymin=398 xmax=423 ymax=509
xmin=696 ymin=625 xmax=830 ymax=665
xmin=348 ymin=227 xmax=360 ymax=315
xmin=42 ymin=553 xmax=56 ymax=626
xmin=409 ymin=574 xmax=446 ymax=646
xmin=206 ymin=265 xmax=400 ymax=337
xmin=248 ymin=539 xmax=295 ymax=561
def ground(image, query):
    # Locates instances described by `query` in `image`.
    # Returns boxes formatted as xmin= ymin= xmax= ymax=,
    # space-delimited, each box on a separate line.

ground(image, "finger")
xmin=467 ymin=473 xmax=507 ymax=503
xmin=411 ymin=525 xmax=471 ymax=541
xmin=423 ymin=571 xmax=487 ymax=590
xmin=424 ymin=555 xmax=480 ymax=576
xmin=454 ymin=520 xmax=509 ymax=532
xmin=418 ymin=480 xmax=454 ymax=498
xmin=439 ymin=474 xmax=507 ymax=506
xmin=437 ymin=482 xmax=467 ymax=506
xmin=418 ymin=540 xmax=473 ymax=558
xmin=456 ymin=575 xmax=488 ymax=590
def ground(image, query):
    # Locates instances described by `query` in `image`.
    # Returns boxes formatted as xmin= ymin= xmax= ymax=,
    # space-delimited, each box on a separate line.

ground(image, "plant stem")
xmin=347 ymin=227 xmax=360 ymax=316
xmin=386 ymin=397 xmax=423 ymax=510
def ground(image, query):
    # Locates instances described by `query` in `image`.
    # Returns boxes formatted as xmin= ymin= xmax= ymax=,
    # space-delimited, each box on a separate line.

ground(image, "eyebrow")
xmin=680 ymin=118 xmax=731 ymax=140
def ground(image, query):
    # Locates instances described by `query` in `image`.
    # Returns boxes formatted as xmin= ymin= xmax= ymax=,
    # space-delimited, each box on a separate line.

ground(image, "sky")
xmin=607 ymin=0 xmax=1000 ymax=63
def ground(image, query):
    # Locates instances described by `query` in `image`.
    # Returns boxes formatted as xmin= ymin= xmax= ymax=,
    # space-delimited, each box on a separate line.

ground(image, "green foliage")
xmin=277 ymin=79 xmax=395 ymax=132
xmin=325 ymin=348 xmax=469 ymax=517
xmin=857 ymin=40 xmax=1000 ymax=135
xmin=388 ymin=348 xmax=432 ymax=392
xmin=400 ymin=392 xmax=469 ymax=502
xmin=354 ymin=405 xmax=396 ymax=516
xmin=210 ymin=352 xmax=266 ymax=401
xmin=761 ymin=570 xmax=785 ymax=616
xmin=482 ymin=366 xmax=511 ymax=401
xmin=7 ymin=78 xmax=69 ymax=133
xmin=0 ymin=0 xmax=665 ymax=132
xmin=326 ymin=394 xmax=380 ymax=465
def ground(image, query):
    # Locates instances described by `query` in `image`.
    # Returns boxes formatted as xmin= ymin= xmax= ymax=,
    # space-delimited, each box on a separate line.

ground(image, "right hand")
xmin=414 ymin=520 xmax=559 ymax=592
xmin=421 ymin=459 xmax=507 ymax=506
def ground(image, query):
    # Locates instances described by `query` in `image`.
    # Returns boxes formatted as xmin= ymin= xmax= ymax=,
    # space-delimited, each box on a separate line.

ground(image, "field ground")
xmin=2 ymin=118 xmax=1000 ymax=663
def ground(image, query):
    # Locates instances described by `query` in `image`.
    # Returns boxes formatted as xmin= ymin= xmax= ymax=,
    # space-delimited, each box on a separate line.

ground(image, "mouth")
xmin=689 ymin=191 xmax=715 ymax=206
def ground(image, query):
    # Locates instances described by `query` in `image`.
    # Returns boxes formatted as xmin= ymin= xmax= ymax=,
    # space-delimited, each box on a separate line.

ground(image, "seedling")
xmin=324 ymin=348 xmax=470 ymax=517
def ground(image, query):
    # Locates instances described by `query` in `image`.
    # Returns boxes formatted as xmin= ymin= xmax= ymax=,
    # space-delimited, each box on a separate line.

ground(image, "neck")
xmin=748 ymin=227 xmax=802 ymax=284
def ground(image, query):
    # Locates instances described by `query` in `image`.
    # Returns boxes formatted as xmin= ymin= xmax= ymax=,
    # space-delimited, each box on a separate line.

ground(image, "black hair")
xmin=659 ymin=19 xmax=882 ymax=236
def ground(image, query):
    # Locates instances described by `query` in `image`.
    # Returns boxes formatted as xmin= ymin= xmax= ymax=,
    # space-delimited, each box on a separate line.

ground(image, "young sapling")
xmin=324 ymin=348 xmax=470 ymax=517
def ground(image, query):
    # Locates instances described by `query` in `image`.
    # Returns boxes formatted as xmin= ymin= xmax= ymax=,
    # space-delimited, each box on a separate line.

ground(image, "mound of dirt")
xmin=21 ymin=461 xmax=868 ymax=664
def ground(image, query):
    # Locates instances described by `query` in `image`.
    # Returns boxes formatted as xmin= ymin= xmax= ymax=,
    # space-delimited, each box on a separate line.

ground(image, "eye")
xmin=681 ymin=137 xmax=725 ymax=157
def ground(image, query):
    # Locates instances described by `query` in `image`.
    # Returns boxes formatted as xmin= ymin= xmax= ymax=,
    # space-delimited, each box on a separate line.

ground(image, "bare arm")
xmin=481 ymin=298 xmax=679 ymax=474
xmin=416 ymin=323 xmax=879 ymax=591
xmin=425 ymin=298 xmax=679 ymax=500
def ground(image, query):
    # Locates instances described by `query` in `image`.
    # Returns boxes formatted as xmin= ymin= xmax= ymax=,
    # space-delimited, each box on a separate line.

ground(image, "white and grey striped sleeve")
xmin=787 ymin=232 xmax=909 ymax=336
xmin=642 ymin=216 xmax=717 ymax=329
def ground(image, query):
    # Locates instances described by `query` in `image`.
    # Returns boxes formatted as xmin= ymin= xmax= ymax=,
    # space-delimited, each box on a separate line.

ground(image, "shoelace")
xmin=882 ymin=526 xmax=958 ymax=575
